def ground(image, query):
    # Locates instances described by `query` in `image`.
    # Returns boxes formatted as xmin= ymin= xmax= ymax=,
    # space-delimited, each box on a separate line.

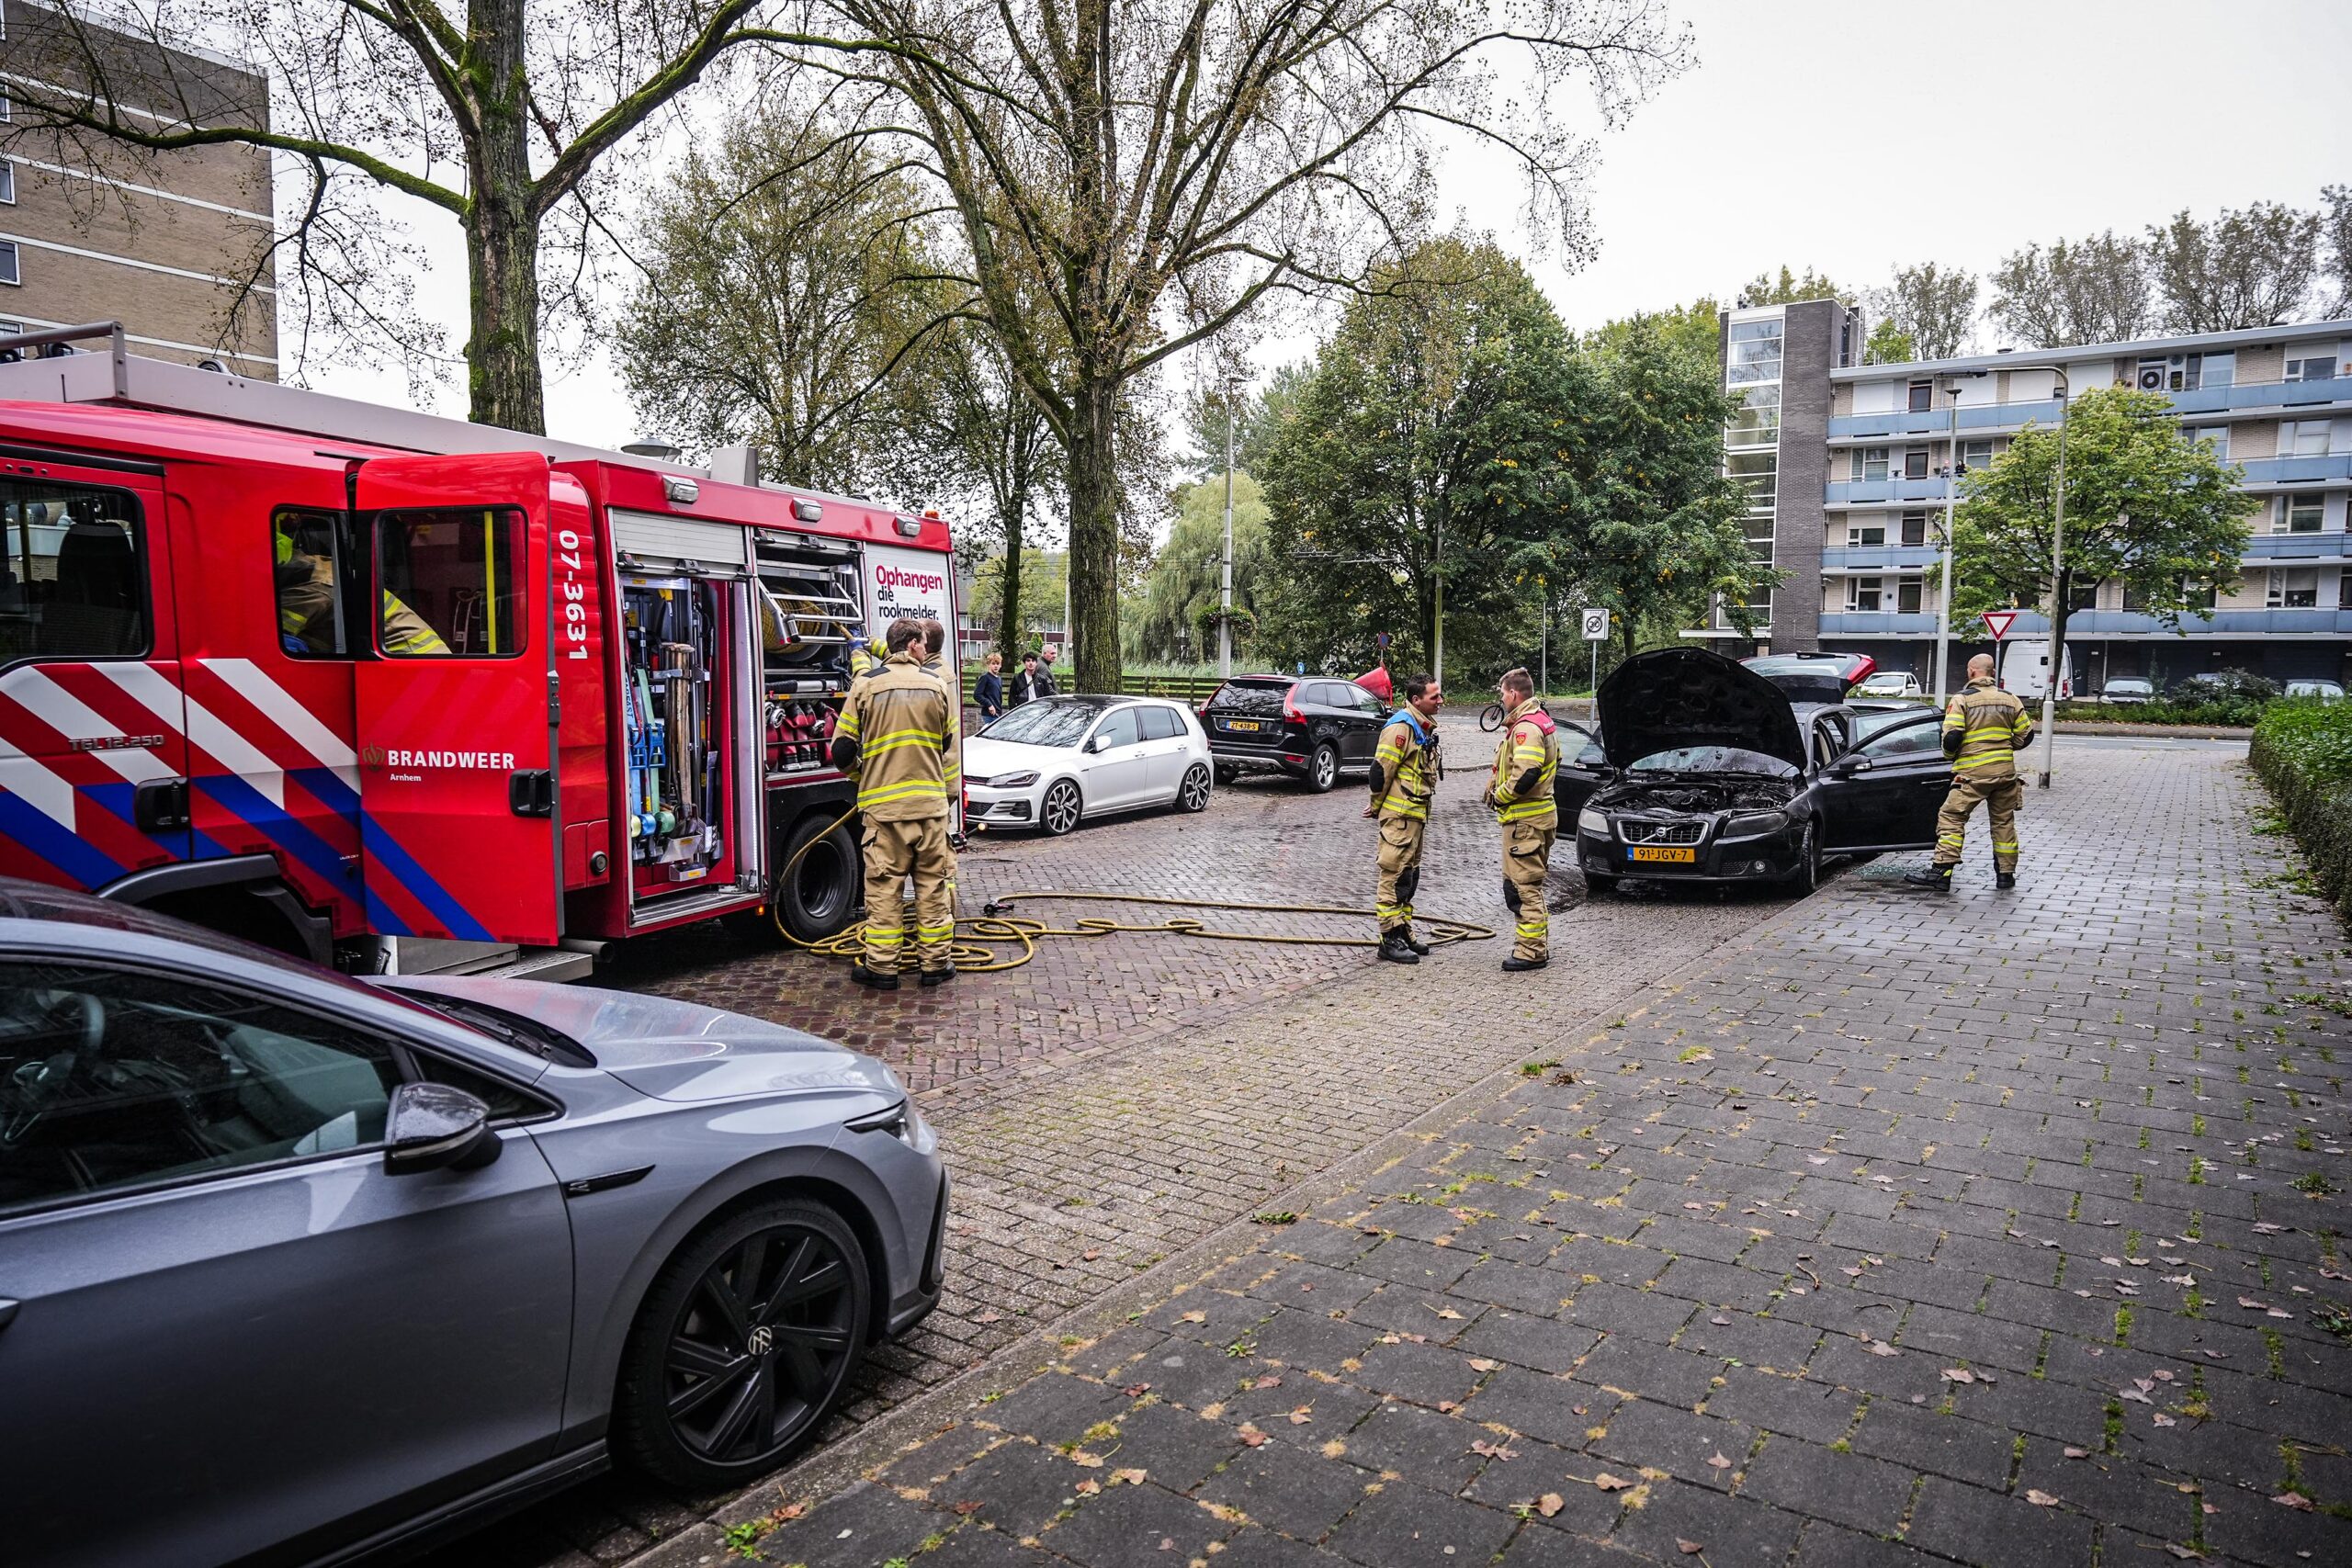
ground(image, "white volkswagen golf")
xmin=963 ymin=695 xmax=1215 ymax=835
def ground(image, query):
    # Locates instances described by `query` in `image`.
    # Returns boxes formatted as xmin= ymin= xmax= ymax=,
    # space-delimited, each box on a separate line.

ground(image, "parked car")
xmin=0 ymin=882 xmax=947 ymax=1568
xmin=965 ymin=695 xmax=1213 ymax=834
xmin=1856 ymin=671 xmax=1924 ymax=699
xmin=2000 ymin=640 xmax=2074 ymax=700
xmin=2284 ymin=679 xmax=2345 ymax=704
xmin=1570 ymin=649 xmax=1951 ymax=897
xmin=1198 ymin=674 xmax=1388 ymax=792
xmin=1741 ymin=650 xmax=1879 ymax=703
xmin=2100 ymin=676 xmax=2155 ymax=705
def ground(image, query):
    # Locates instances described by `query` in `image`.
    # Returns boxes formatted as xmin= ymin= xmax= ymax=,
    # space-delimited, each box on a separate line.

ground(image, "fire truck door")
xmin=351 ymin=455 xmax=560 ymax=945
xmin=0 ymin=462 xmax=191 ymax=889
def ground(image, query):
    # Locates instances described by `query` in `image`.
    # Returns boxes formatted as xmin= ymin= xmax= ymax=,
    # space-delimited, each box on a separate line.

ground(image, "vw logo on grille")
xmin=747 ymin=1326 xmax=774 ymax=1355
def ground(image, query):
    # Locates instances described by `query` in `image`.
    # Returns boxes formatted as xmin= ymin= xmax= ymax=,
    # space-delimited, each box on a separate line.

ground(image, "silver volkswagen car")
xmin=0 ymin=882 xmax=946 ymax=1567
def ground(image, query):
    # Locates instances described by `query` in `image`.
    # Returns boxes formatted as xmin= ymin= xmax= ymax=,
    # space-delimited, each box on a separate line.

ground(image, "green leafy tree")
xmin=1869 ymin=262 xmax=1976 ymax=360
xmin=1126 ymin=473 xmax=1272 ymax=663
xmin=972 ymin=547 xmax=1069 ymax=652
xmin=1862 ymin=319 xmax=1917 ymax=366
xmin=2147 ymin=202 xmax=2321 ymax=332
xmin=1989 ymin=231 xmax=2154 ymax=346
xmin=1259 ymin=238 xmax=1598 ymax=681
xmin=1582 ymin=299 xmax=1724 ymax=374
xmin=1557 ymin=321 xmax=1766 ymax=661
xmin=1736 ymin=265 xmax=1851 ymax=308
xmin=1951 ymin=387 xmax=2259 ymax=680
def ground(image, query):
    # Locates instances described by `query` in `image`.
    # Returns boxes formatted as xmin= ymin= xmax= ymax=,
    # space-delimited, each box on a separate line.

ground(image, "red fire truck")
xmin=0 ymin=324 xmax=958 ymax=978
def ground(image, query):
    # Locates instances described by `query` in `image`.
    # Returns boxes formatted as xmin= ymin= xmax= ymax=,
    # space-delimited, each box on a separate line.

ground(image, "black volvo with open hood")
xmin=1570 ymin=648 xmax=1952 ymax=896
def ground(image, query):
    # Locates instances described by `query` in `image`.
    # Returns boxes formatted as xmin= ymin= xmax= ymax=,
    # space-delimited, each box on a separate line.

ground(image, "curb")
xmin=620 ymin=860 xmax=1849 ymax=1566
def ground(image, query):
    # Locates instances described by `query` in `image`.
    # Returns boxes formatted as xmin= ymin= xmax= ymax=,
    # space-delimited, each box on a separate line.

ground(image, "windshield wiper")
xmin=411 ymin=993 xmax=594 ymax=1067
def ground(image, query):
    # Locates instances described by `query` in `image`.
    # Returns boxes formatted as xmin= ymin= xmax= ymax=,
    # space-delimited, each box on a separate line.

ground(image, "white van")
xmin=1999 ymin=641 xmax=2074 ymax=701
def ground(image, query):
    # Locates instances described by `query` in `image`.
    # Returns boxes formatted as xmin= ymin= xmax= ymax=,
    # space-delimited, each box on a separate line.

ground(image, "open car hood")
xmin=1596 ymin=648 xmax=1807 ymax=773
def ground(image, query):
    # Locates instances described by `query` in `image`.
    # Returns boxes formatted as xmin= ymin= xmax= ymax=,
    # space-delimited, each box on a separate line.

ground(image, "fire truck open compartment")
xmin=754 ymin=533 xmax=862 ymax=778
xmin=618 ymin=575 xmax=733 ymax=893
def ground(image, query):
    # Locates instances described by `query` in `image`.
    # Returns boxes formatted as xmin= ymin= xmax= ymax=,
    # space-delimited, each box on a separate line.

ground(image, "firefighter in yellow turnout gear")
xmin=274 ymin=515 xmax=448 ymax=656
xmin=1364 ymin=672 xmax=1443 ymax=964
xmin=1483 ymin=668 xmax=1559 ymax=971
xmin=831 ymin=619 xmax=958 ymax=987
xmin=1906 ymin=652 xmax=2035 ymax=894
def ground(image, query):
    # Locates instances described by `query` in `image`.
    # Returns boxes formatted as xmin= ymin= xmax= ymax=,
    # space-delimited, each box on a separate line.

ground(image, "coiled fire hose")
xmin=766 ymin=807 xmax=1497 ymax=974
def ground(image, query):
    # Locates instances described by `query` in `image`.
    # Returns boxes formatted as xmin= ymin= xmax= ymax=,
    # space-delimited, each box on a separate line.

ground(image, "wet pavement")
xmin=600 ymin=734 xmax=2352 ymax=1568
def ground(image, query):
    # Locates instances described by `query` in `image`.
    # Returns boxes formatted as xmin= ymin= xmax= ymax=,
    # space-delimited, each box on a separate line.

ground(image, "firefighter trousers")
xmin=1500 ymin=819 xmax=1555 ymax=962
xmin=1934 ymin=774 xmax=2022 ymax=873
xmin=862 ymin=815 xmax=956 ymax=971
xmin=1374 ymin=812 xmax=1427 ymax=934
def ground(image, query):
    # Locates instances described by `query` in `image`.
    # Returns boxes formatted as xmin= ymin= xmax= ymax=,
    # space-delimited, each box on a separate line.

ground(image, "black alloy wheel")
xmin=618 ymin=1200 xmax=869 ymax=1490
xmin=1784 ymin=820 xmax=1820 ymax=895
xmin=1041 ymin=779 xmax=1083 ymax=836
xmin=1177 ymin=762 xmax=1213 ymax=813
xmin=776 ymin=817 xmax=859 ymax=940
xmin=1306 ymin=741 xmax=1339 ymax=794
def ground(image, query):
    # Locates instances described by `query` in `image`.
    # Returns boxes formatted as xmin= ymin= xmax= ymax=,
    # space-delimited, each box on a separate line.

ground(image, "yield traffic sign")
xmin=1980 ymin=609 xmax=2018 ymax=641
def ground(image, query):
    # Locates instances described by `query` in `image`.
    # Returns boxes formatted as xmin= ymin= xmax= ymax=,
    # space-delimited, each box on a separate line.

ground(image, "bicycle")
xmin=1478 ymin=700 xmax=1507 ymax=732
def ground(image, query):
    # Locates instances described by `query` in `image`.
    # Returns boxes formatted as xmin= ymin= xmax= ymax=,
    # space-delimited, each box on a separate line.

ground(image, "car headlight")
xmin=992 ymin=771 xmax=1039 ymax=789
xmin=846 ymin=1098 xmax=937 ymax=1154
xmin=1577 ymin=807 xmax=1610 ymax=836
xmin=1723 ymin=809 xmax=1787 ymax=837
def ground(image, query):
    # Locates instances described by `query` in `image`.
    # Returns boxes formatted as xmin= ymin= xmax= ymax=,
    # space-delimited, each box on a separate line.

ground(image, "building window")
xmin=2280 ymin=421 xmax=2331 ymax=458
xmin=1851 ymin=447 xmax=1888 ymax=483
xmin=2270 ymin=569 xmax=2319 ymax=609
xmin=1846 ymin=577 xmax=1884 ymax=613
xmin=1907 ymin=380 xmax=1932 ymax=413
xmin=1900 ymin=510 xmax=1928 ymax=546
xmin=1726 ymin=450 xmax=1776 ymax=508
xmin=1726 ymin=319 xmax=1783 ymax=386
xmin=2283 ymin=491 xmax=2324 ymax=534
xmin=0 ymin=242 xmax=17 ymax=287
xmin=1960 ymin=438 xmax=1994 ymax=473
xmin=2284 ymin=351 xmax=2338 ymax=383
xmin=2180 ymin=424 xmax=2229 ymax=461
xmin=0 ymin=95 xmax=11 ymax=124
xmin=1725 ymin=384 xmax=1780 ymax=447
xmin=1904 ymin=448 xmax=1929 ymax=480
xmin=1847 ymin=523 xmax=1885 ymax=547
xmin=0 ymin=162 xmax=15 ymax=206
xmin=1897 ymin=580 xmax=1923 ymax=614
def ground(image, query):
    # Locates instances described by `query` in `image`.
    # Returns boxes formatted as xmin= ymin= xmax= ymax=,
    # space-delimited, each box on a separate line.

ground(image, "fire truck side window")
xmin=0 ymin=479 xmax=148 ymax=666
xmin=373 ymin=508 xmax=526 ymax=659
xmin=273 ymin=507 xmax=350 ymax=658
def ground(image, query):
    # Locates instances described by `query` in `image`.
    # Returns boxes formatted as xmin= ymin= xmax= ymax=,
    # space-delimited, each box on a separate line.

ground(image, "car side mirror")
xmin=383 ymin=1082 xmax=500 ymax=1176
xmin=1833 ymin=755 xmax=1873 ymax=776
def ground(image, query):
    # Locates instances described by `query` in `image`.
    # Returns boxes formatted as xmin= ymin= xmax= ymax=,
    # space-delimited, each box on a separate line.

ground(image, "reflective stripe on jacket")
xmin=1489 ymin=699 xmax=1559 ymax=824
xmin=1940 ymin=678 xmax=2034 ymax=778
xmin=1372 ymin=710 xmax=1436 ymax=819
xmin=837 ymin=651 xmax=953 ymax=819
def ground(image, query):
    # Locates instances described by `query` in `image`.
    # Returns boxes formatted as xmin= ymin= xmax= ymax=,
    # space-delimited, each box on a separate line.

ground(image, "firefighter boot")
xmin=1402 ymin=928 xmax=1431 ymax=956
xmin=1377 ymin=931 xmax=1420 ymax=964
xmin=920 ymin=963 xmax=957 ymax=987
xmin=851 ymin=964 xmax=901 ymax=991
xmin=1501 ymin=954 xmax=1549 ymax=974
xmin=1996 ymin=872 xmax=2017 ymax=891
xmin=1903 ymin=864 xmax=1954 ymax=893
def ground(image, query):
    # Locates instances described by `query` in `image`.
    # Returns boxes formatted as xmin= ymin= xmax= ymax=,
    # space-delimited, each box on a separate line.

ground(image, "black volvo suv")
xmin=1199 ymin=675 xmax=1388 ymax=792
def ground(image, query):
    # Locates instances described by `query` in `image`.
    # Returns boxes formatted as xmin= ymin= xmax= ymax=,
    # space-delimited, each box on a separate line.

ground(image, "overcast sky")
xmin=309 ymin=0 xmax=2352 ymax=458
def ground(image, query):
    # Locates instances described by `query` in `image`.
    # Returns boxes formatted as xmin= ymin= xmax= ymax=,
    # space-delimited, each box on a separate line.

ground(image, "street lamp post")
xmin=1219 ymin=375 xmax=1239 ymax=680
xmin=1931 ymin=371 xmax=1984 ymax=705
xmin=2035 ymin=369 xmax=2071 ymax=789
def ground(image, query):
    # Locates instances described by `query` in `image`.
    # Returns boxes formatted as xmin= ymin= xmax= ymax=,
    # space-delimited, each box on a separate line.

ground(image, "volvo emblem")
xmin=747 ymin=1326 xmax=774 ymax=1355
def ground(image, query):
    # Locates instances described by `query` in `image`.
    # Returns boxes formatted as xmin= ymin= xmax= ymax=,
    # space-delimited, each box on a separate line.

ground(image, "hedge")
xmin=2248 ymin=700 xmax=2352 ymax=927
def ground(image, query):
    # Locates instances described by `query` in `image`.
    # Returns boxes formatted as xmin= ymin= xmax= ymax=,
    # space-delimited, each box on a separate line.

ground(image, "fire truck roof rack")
xmin=0 ymin=321 xmax=890 ymax=514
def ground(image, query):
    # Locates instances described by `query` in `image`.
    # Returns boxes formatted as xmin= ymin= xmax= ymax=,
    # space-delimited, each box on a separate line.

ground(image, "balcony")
xmin=1825 ymin=377 xmax=2352 ymax=442
xmin=2245 ymin=532 xmax=2352 ymax=561
xmin=1826 ymin=477 xmax=1951 ymax=505
xmin=2240 ymin=454 xmax=2352 ymax=486
xmin=1948 ymin=608 xmax=2352 ymax=637
xmin=1817 ymin=612 xmax=1940 ymax=636
xmin=1822 ymin=545 xmax=1942 ymax=571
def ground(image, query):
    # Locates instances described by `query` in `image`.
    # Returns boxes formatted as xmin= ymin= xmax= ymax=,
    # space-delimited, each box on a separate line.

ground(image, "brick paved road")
xmin=489 ymin=714 xmax=1793 ymax=1564
xmin=630 ymin=736 xmax=2352 ymax=1568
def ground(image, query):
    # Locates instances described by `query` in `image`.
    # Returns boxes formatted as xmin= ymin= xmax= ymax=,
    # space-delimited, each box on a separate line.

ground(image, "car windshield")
xmin=392 ymin=988 xmax=594 ymax=1066
xmin=1628 ymin=746 xmax=1797 ymax=778
xmin=2109 ymin=679 xmax=2152 ymax=693
xmin=982 ymin=699 xmax=1106 ymax=748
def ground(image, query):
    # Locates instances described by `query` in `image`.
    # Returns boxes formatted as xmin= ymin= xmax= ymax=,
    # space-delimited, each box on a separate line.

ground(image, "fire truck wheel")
xmin=771 ymin=815 xmax=861 ymax=942
xmin=615 ymin=1197 xmax=869 ymax=1491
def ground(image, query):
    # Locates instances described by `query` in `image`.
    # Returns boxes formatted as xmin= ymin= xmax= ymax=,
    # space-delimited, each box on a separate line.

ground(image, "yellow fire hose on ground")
xmin=767 ymin=807 xmax=1497 ymax=974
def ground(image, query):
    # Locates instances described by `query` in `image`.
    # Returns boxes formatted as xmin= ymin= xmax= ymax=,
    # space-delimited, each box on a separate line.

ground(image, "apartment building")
xmin=1715 ymin=303 xmax=2352 ymax=693
xmin=0 ymin=2 xmax=276 ymax=376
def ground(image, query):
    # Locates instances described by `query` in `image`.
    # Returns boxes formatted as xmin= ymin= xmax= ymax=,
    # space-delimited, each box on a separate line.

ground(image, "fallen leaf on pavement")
xmin=1705 ymin=1452 xmax=1733 ymax=1471
xmin=1238 ymin=1426 xmax=1267 ymax=1448
xmin=1537 ymin=1493 xmax=1566 ymax=1517
xmin=1181 ymin=1311 xmax=1207 ymax=1324
xmin=2026 ymin=1490 xmax=2059 ymax=1507
xmin=1252 ymin=1375 xmax=1282 ymax=1389
xmin=1124 ymin=1382 xmax=1152 ymax=1397
xmin=952 ymin=1500 xmax=982 ymax=1516
xmin=2236 ymin=1297 xmax=2267 ymax=1311
xmin=1939 ymin=1368 xmax=1974 ymax=1384
xmin=1289 ymin=1406 xmax=1314 ymax=1426
xmin=1069 ymin=1450 xmax=1104 ymax=1467
xmin=1595 ymin=1472 xmax=1634 ymax=1491
xmin=1678 ymin=1541 xmax=1705 ymax=1556
xmin=1075 ymin=1478 xmax=1100 ymax=1495
xmin=2120 ymin=1387 xmax=2154 ymax=1404
xmin=1470 ymin=1439 xmax=1517 ymax=1460
xmin=2153 ymin=1414 xmax=2177 ymax=1427
xmin=1082 ymin=1249 xmax=1102 ymax=1261
xmin=2064 ymin=1447 xmax=2088 ymax=1459
xmin=1469 ymin=1359 xmax=1498 ymax=1372
xmin=2272 ymin=1491 xmax=2313 ymax=1511
xmin=2164 ymin=1546 xmax=2204 ymax=1560
xmin=1114 ymin=1468 xmax=1148 ymax=1485
xmin=1863 ymin=1339 xmax=1899 ymax=1358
